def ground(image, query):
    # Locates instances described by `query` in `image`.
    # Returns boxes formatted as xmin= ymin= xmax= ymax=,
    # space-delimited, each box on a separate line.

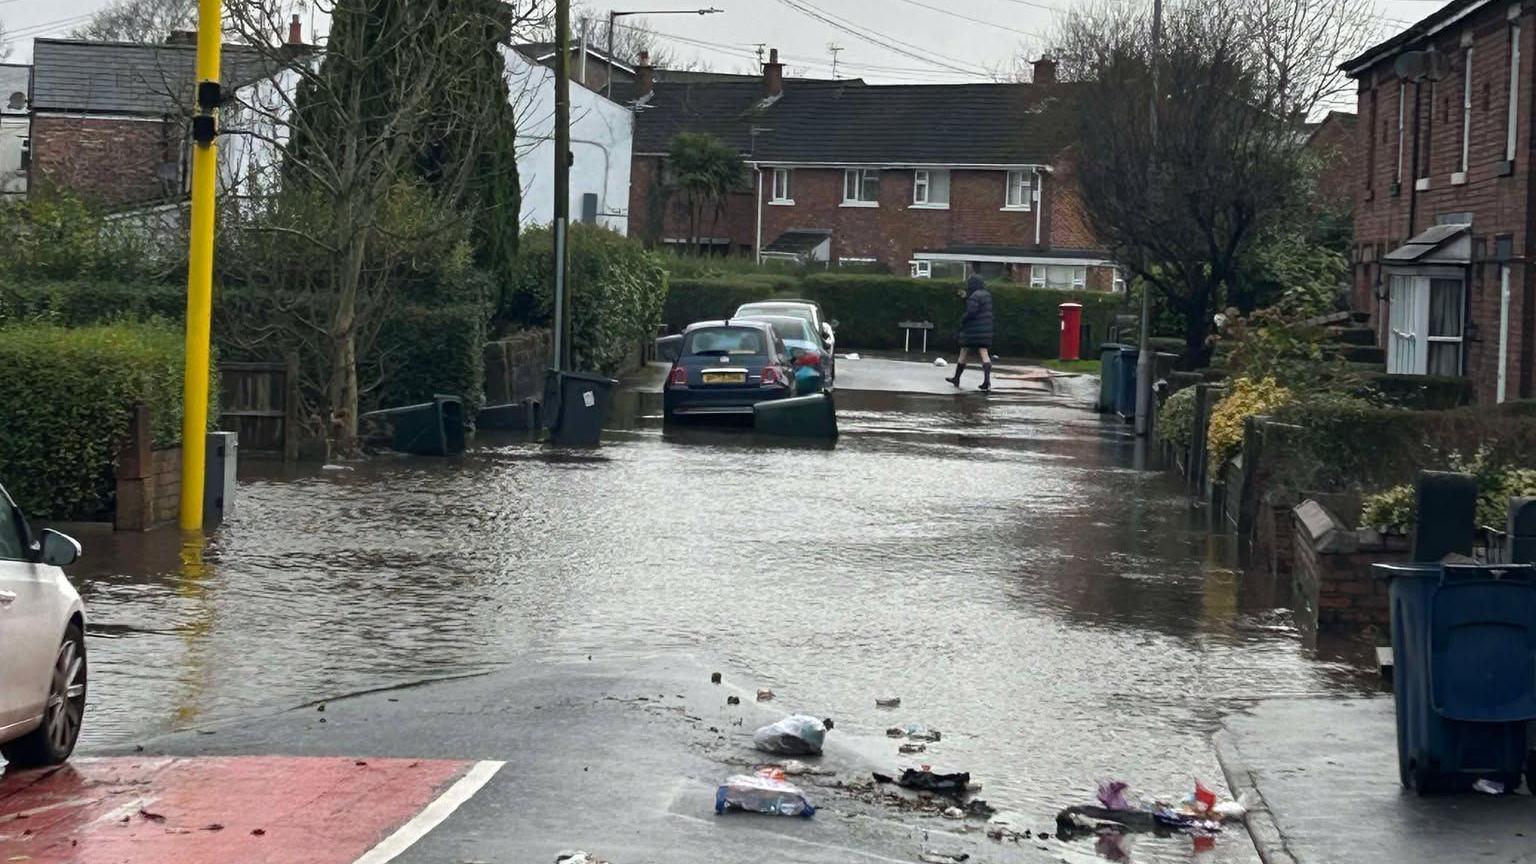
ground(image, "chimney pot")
xmin=763 ymin=47 xmax=784 ymax=98
xmin=289 ymin=14 xmax=303 ymax=45
xmin=637 ymin=51 xmax=655 ymax=97
xmin=1032 ymin=56 xmax=1057 ymax=85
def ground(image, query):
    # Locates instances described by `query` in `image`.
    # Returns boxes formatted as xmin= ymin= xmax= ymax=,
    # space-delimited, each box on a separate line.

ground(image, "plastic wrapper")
xmin=715 ymin=770 xmax=816 ymax=817
xmin=753 ymin=714 xmax=827 ymax=755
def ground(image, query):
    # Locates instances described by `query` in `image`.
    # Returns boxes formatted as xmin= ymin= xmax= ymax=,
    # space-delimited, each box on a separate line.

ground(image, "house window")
xmin=771 ymin=168 xmax=792 ymax=203
xmin=18 ymin=137 xmax=29 ymax=171
xmin=910 ymin=260 xmax=933 ymax=278
xmin=1387 ymin=274 xmax=1465 ymax=376
xmin=1509 ymin=24 xmax=1522 ymax=162
xmin=1112 ymin=269 xmax=1127 ymax=293
xmin=1030 ymin=264 xmax=1086 ymax=290
xmin=843 ymin=168 xmax=880 ymax=205
xmin=1005 ymin=170 xmax=1033 ymax=209
xmin=913 ymin=169 xmax=950 ymax=206
xmin=1461 ymin=46 xmax=1473 ymax=175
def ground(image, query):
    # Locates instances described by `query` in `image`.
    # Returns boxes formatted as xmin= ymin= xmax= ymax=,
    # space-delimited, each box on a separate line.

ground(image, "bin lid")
xmin=1430 ymin=577 xmax=1536 ymax=722
xmin=1059 ymin=302 xmax=1082 ymax=309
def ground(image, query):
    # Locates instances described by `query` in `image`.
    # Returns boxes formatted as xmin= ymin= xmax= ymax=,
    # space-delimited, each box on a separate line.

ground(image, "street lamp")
xmin=606 ymin=6 xmax=723 ymax=98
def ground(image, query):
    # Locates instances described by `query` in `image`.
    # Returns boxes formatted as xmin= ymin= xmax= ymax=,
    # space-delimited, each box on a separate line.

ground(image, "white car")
xmin=0 ymin=482 xmax=85 ymax=767
xmin=734 ymin=300 xmax=837 ymax=384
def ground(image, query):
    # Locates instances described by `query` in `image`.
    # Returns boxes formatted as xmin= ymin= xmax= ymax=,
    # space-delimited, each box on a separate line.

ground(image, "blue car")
xmin=735 ymin=314 xmax=834 ymax=390
xmin=663 ymin=320 xmax=795 ymax=421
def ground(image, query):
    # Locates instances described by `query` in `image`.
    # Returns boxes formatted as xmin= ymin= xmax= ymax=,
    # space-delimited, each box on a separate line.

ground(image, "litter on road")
xmin=899 ymin=743 xmax=927 ymax=755
xmin=894 ymin=768 xmax=971 ymax=797
xmin=753 ymin=715 xmax=829 ymax=756
xmin=917 ymin=853 xmax=968 ymax=863
xmin=886 ymin=724 xmax=941 ymax=742
xmin=1473 ymin=779 xmax=1506 ymax=795
xmin=715 ymin=769 xmax=816 ymax=817
xmin=876 ymin=697 xmax=902 ymax=708
xmin=756 ymin=689 xmax=776 ymax=702
xmin=1057 ymin=778 xmax=1247 ymax=839
xmin=556 ymin=852 xmax=611 ymax=864
xmin=761 ymin=759 xmax=832 ymax=776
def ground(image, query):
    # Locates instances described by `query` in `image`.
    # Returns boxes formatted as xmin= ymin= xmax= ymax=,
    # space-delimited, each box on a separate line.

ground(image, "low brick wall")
xmin=114 ymin=404 xmax=181 ymax=532
xmin=1292 ymin=499 xmax=1412 ymax=638
xmin=484 ymin=329 xmax=553 ymax=406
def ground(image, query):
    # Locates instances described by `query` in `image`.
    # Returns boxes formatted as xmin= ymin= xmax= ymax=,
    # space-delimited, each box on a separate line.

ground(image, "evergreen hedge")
xmin=660 ymin=272 xmax=1128 ymax=357
xmin=0 ymin=322 xmax=188 ymax=520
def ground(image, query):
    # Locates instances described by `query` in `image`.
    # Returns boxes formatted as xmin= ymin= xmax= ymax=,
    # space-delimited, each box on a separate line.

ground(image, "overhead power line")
xmin=773 ymin=0 xmax=989 ymax=75
xmin=888 ymin=0 xmax=1050 ymax=38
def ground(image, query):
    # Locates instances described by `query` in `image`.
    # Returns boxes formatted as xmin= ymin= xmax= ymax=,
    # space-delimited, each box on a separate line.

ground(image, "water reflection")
xmin=68 ymin=372 xmax=1370 ymax=864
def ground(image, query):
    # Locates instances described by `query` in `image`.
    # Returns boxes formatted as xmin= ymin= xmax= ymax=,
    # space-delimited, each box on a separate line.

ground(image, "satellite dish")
xmin=5 ymin=92 xmax=23 ymax=111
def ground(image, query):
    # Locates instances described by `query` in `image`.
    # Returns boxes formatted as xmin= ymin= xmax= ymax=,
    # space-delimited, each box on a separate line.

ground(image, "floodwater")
xmin=66 ymin=359 xmax=1374 ymax=863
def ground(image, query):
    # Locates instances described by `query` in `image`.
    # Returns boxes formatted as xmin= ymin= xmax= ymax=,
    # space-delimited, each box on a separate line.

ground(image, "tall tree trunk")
xmin=1183 ymin=274 xmax=1214 ymax=368
xmin=328 ymin=230 xmax=369 ymax=453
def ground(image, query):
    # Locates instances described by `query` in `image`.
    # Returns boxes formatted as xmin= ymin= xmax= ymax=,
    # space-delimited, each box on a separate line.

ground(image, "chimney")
xmin=636 ymin=50 xmax=655 ymax=97
xmin=288 ymin=14 xmax=303 ymax=45
xmin=763 ymin=48 xmax=784 ymax=98
xmin=1032 ymin=56 xmax=1057 ymax=85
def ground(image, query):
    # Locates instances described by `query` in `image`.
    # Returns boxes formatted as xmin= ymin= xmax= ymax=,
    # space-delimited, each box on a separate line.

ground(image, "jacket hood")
xmin=965 ymin=275 xmax=986 ymax=295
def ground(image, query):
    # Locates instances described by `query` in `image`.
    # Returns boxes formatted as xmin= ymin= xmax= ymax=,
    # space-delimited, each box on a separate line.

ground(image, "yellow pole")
xmin=178 ymin=0 xmax=222 ymax=531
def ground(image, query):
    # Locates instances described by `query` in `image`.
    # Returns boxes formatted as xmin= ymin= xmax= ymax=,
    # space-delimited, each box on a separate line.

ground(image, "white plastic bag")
xmin=752 ymin=715 xmax=827 ymax=756
xmin=715 ymin=771 xmax=816 ymax=817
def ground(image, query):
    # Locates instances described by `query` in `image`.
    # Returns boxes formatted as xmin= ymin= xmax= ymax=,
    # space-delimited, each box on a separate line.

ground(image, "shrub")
xmin=1207 ymin=377 xmax=1293 ymax=474
xmin=1361 ymin=450 xmax=1536 ymax=531
xmin=0 ymin=322 xmax=191 ymax=520
xmin=509 ymin=225 xmax=668 ymax=375
xmin=371 ymin=303 xmax=489 ymax=411
xmin=0 ymin=192 xmax=170 ymax=283
xmin=0 ymin=280 xmax=186 ymax=327
xmin=1157 ymin=386 xmax=1197 ymax=450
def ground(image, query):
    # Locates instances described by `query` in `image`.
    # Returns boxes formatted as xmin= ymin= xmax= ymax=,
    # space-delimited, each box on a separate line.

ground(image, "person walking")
xmin=947 ymin=274 xmax=994 ymax=391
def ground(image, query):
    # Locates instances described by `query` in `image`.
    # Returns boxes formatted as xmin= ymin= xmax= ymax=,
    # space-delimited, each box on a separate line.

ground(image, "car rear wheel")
xmin=2 ymin=622 xmax=86 ymax=767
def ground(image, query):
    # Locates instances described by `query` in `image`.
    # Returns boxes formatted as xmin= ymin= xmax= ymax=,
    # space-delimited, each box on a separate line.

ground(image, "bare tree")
xmin=70 ymin=0 xmax=197 ymax=43
xmin=218 ymin=0 xmax=528 ymax=452
xmin=1242 ymin=0 xmax=1378 ymax=117
xmin=1058 ymin=0 xmax=1372 ymax=363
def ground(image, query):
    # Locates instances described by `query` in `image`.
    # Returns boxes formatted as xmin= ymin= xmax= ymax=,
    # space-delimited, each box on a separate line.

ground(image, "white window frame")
xmin=1028 ymin=263 xmax=1086 ymax=290
xmin=1509 ymin=23 xmax=1522 ymax=162
xmin=1112 ymin=269 xmax=1127 ymax=293
xmin=910 ymin=260 xmax=933 ymax=279
xmin=843 ymin=168 xmax=880 ymax=207
xmin=1457 ymin=45 xmax=1473 ymax=182
xmin=911 ymin=169 xmax=950 ymax=208
xmin=1004 ymin=170 xmax=1032 ymax=210
xmin=770 ymin=168 xmax=793 ymax=204
xmin=1387 ymin=273 xmax=1465 ymax=376
xmin=1029 ymin=266 xmax=1045 ymax=287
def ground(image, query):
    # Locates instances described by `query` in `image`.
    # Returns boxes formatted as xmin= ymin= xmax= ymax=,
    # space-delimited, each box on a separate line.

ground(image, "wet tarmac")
xmin=58 ymin=358 xmax=1378 ymax=863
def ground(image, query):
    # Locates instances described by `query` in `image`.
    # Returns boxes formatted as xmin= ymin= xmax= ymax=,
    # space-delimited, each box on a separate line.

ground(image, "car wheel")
xmin=2 ymin=622 xmax=87 ymax=767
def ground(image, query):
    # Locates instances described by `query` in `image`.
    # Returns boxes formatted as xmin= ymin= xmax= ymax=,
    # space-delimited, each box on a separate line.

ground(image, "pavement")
xmin=2 ymin=652 xmax=1065 ymax=864
xmin=1216 ymin=697 xmax=1536 ymax=864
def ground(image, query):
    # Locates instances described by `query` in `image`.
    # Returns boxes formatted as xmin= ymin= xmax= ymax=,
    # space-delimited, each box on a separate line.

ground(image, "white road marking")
xmin=350 ymin=760 xmax=505 ymax=864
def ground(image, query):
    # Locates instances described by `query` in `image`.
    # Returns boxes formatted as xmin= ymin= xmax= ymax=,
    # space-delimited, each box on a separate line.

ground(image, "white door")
xmin=1387 ymin=274 xmax=1430 ymax=375
xmin=0 ymin=495 xmax=51 ymax=732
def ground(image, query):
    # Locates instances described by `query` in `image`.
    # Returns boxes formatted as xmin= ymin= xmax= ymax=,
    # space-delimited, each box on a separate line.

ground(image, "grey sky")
xmin=0 ymin=0 xmax=1462 ymax=83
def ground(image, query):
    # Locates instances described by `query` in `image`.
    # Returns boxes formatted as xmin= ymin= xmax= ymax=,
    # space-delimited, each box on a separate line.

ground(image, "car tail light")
xmin=668 ymin=366 xmax=688 ymax=387
xmin=795 ymin=353 xmax=821 ymax=367
xmin=761 ymin=366 xmax=783 ymax=385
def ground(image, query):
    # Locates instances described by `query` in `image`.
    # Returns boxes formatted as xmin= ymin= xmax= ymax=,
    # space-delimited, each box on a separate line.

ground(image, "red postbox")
xmin=1058 ymin=302 xmax=1083 ymax=361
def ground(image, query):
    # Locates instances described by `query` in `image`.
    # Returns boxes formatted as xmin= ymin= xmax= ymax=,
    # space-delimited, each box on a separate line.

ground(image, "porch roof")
xmin=1383 ymin=223 xmax=1471 ymax=266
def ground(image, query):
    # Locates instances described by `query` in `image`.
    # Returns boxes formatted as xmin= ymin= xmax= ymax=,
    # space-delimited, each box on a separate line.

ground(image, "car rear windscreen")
xmin=685 ymin=327 xmax=768 ymax=356
xmin=760 ymin=319 xmax=813 ymax=342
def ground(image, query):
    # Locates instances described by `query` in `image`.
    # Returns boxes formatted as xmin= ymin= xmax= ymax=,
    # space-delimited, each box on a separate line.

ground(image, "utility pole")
xmin=178 ymin=0 xmax=221 ymax=531
xmin=1134 ymin=0 xmax=1162 ymax=439
xmin=554 ymin=0 xmax=572 ymax=372
xmin=828 ymin=43 xmax=843 ymax=79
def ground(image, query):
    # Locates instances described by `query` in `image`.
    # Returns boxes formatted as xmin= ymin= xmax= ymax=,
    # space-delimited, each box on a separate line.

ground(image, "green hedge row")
xmin=0 ymin=322 xmax=188 ymax=520
xmin=506 ymin=225 xmax=668 ymax=376
xmin=661 ymin=273 xmax=1128 ymax=358
xmin=3 ymin=280 xmax=492 ymax=414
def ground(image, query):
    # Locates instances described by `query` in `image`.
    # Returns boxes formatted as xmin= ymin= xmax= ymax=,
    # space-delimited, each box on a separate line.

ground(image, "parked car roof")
xmin=683 ymin=319 xmax=776 ymax=332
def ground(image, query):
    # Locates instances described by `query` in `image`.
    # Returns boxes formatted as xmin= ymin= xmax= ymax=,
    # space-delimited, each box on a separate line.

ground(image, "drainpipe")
xmin=755 ymin=166 xmax=764 ymax=265
xmin=1408 ymin=81 xmax=1422 ymax=237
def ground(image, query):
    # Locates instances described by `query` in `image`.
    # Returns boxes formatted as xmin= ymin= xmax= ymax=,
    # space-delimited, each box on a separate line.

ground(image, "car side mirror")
xmin=39 ymin=529 xmax=80 ymax=567
xmin=828 ymin=320 xmax=839 ymax=330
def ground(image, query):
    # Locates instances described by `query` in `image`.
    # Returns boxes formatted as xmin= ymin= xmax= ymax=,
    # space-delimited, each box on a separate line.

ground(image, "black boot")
xmin=980 ymin=363 xmax=993 ymax=391
xmin=946 ymin=363 xmax=967 ymax=387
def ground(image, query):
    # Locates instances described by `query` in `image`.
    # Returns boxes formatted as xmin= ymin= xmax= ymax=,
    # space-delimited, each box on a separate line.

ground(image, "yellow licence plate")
xmin=703 ymin=371 xmax=747 ymax=384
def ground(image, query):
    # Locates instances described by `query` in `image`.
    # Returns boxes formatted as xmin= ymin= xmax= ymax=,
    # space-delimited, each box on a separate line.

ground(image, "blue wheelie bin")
xmin=1375 ymin=561 xmax=1536 ymax=794
xmin=1097 ymin=344 xmax=1124 ymax=413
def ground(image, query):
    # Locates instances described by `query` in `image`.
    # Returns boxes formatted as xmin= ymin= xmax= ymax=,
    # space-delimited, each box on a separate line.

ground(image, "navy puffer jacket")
xmin=957 ymin=276 xmax=994 ymax=348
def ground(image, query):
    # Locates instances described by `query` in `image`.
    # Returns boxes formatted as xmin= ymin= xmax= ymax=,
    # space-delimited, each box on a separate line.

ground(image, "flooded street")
xmin=67 ymin=360 xmax=1373 ymax=862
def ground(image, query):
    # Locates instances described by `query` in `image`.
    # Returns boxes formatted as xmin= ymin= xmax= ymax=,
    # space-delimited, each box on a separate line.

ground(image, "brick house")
xmin=1345 ymin=0 xmax=1536 ymax=403
xmin=622 ymin=52 xmax=1121 ymax=291
xmin=1306 ymin=110 xmax=1359 ymax=212
xmin=26 ymin=24 xmax=304 ymax=209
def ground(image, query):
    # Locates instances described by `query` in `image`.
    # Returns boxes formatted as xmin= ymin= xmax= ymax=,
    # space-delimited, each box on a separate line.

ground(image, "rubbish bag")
xmin=753 ymin=715 xmax=828 ymax=756
xmin=896 ymin=768 xmax=971 ymax=797
xmin=715 ymin=770 xmax=816 ymax=817
xmin=1097 ymin=780 xmax=1131 ymax=811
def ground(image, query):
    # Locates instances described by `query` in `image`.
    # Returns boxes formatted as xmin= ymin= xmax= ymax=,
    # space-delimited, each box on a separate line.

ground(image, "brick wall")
xmin=30 ymin=113 xmax=181 ymax=207
xmin=114 ymin=404 xmax=181 ymax=531
xmin=1350 ymin=6 xmax=1536 ymax=403
xmin=1307 ymin=114 xmax=1359 ymax=212
xmin=484 ymin=329 xmax=553 ymax=405
xmin=1292 ymin=499 xmax=1412 ymax=637
xmin=628 ymin=154 xmax=755 ymax=253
